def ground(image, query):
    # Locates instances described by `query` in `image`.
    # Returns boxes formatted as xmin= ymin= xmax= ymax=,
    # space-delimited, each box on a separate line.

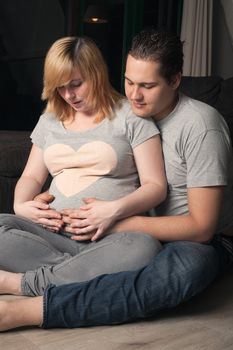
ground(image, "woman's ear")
xmin=170 ymin=72 xmax=182 ymax=90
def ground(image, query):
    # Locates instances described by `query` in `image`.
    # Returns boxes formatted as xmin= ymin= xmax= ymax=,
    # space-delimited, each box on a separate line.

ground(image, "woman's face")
xmin=57 ymin=70 xmax=92 ymax=114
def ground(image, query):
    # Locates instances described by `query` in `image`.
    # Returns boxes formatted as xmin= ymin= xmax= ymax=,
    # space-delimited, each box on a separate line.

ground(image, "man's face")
xmin=124 ymin=55 xmax=181 ymax=120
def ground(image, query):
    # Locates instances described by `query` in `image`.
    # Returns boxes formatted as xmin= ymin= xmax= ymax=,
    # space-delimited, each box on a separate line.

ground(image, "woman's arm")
xmin=63 ymin=135 xmax=167 ymax=240
xmin=13 ymin=145 xmax=62 ymax=226
xmin=14 ymin=144 xmax=48 ymax=205
xmin=113 ymin=135 xmax=167 ymax=217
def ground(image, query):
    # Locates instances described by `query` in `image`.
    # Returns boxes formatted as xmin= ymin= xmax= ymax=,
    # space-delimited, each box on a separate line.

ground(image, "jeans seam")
xmin=41 ymin=286 xmax=50 ymax=328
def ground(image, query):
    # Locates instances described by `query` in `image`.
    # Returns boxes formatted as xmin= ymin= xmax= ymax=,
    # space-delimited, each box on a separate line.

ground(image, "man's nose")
xmin=131 ymin=86 xmax=142 ymax=100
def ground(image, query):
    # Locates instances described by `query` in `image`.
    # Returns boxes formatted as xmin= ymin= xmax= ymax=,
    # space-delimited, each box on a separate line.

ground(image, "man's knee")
xmin=163 ymin=241 xmax=220 ymax=287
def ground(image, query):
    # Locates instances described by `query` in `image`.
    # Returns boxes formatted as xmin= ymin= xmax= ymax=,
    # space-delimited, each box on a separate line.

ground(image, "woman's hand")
xmin=61 ymin=198 xmax=119 ymax=241
xmin=14 ymin=199 xmax=63 ymax=232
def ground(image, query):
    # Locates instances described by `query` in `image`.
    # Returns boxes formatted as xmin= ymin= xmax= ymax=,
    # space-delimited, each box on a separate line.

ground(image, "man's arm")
xmin=113 ymin=186 xmax=224 ymax=243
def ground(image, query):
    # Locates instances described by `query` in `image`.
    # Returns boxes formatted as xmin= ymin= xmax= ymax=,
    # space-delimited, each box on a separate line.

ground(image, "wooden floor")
xmin=1 ymin=268 xmax=233 ymax=350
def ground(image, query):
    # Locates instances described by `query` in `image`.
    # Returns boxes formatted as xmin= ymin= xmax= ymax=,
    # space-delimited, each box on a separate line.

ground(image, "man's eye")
xmin=145 ymin=83 xmax=158 ymax=89
xmin=143 ymin=85 xmax=155 ymax=89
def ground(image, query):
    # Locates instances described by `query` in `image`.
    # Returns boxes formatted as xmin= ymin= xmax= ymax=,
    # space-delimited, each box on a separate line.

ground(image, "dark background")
xmin=0 ymin=0 xmax=183 ymax=131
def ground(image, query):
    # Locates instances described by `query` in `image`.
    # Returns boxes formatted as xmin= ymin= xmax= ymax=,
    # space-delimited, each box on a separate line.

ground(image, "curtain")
xmin=120 ymin=0 xmax=183 ymax=90
xmin=156 ymin=0 xmax=183 ymax=34
xmin=221 ymin=0 xmax=233 ymax=46
xmin=180 ymin=0 xmax=213 ymax=76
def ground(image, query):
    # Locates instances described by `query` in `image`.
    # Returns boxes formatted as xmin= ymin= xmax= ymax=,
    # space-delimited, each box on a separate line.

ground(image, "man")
xmin=0 ymin=28 xmax=233 ymax=331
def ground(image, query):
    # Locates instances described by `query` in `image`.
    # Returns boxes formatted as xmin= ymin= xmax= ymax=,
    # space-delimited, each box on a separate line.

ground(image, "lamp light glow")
xmin=83 ymin=4 xmax=108 ymax=24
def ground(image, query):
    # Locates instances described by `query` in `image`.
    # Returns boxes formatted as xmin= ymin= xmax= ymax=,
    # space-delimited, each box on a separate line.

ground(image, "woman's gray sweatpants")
xmin=0 ymin=214 xmax=162 ymax=296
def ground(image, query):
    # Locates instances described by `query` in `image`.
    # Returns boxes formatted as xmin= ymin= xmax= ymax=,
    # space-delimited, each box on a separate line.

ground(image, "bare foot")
xmin=0 ymin=270 xmax=22 ymax=295
xmin=0 ymin=297 xmax=43 ymax=331
xmin=0 ymin=300 xmax=18 ymax=331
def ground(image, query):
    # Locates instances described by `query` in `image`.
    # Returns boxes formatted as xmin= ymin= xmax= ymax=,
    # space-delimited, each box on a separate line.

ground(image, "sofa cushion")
xmin=180 ymin=76 xmax=233 ymax=140
xmin=0 ymin=130 xmax=31 ymax=177
xmin=0 ymin=176 xmax=18 ymax=213
xmin=215 ymin=78 xmax=233 ymax=140
xmin=180 ymin=76 xmax=222 ymax=106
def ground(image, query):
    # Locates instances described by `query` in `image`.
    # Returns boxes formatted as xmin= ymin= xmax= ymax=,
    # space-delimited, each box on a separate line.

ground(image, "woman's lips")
xmin=72 ymin=100 xmax=83 ymax=107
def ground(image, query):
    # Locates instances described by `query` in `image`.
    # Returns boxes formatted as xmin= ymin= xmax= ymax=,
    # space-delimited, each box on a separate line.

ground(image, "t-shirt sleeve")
xmin=186 ymin=129 xmax=231 ymax=187
xmin=126 ymin=113 xmax=160 ymax=148
xmin=30 ymin=114 xmax=47 ymax=148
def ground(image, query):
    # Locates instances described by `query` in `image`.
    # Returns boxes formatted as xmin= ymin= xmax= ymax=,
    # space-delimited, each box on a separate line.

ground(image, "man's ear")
xmin=170 ymin=72 xmax=182 ymax=90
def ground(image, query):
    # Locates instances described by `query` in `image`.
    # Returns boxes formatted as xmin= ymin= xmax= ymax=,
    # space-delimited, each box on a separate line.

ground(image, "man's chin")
xmin=132 ymin=108 xmax=151 ymax=118
xmin=130 ymin=103 xmax=153 ymax=118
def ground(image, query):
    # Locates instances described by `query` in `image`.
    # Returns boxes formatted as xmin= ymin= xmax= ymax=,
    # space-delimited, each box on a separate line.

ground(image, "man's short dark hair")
xmin=129 ymin=28 xmax=184 ymax=83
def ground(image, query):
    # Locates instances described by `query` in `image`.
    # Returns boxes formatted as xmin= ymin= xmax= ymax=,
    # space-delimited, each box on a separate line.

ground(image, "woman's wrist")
xmin=107 ymin=199 xmax=121 ymax=221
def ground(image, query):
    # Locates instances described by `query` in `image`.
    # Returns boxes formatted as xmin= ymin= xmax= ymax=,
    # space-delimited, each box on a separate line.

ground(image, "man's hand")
xmin=61 ymin=207 xmax=97 ymax=240
xmin=34 ymin=191 xmax=55 ymax=205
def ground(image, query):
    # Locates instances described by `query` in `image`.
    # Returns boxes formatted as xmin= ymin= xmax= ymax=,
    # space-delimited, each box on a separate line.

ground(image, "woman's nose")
xmin=66 ymin=88 xmax=76 ymax=100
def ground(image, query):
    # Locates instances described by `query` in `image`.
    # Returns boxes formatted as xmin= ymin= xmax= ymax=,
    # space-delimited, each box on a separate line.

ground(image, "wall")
xmin=0 ymin=0 xmax=65 ymax=130
xmin=0 ymin=0 xmax=64 ymax=98
xmin=212 ymin=0 xmax=233 ymax=78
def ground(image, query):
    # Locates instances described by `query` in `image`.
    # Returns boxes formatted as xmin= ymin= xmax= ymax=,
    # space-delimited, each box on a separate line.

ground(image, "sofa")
xmin=0 ymin=75 xmax=233 ymax=214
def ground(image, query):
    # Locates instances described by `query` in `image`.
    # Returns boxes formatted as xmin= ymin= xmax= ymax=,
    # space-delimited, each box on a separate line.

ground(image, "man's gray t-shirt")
xmin=31 ymin=100 xmax=159 ymax=211
xmin=156 ymin=93 xmax=233 ymax=234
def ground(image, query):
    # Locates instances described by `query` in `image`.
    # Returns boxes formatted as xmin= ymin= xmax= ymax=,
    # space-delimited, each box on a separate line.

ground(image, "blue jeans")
xmin=42 ymin=238 xmax=232 ymax=328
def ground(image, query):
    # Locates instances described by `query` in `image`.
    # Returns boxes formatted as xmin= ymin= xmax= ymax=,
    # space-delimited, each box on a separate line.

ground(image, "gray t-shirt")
xmin=31 ymin=100 xmax=159 ymax=211
xmin=156 ymin=93 xmax=233 ymax=234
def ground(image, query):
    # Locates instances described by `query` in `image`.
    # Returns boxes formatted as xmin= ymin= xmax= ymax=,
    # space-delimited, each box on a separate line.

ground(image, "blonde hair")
xmin=42 ymin=36 xmax=123 ymax=122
